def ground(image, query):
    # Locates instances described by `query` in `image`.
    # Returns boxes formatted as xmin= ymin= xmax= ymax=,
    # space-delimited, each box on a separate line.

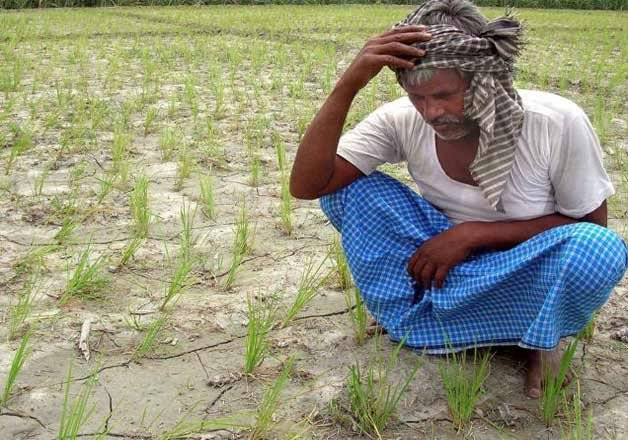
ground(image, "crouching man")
xmin=289 ymin=0 xmax=627 ymax=398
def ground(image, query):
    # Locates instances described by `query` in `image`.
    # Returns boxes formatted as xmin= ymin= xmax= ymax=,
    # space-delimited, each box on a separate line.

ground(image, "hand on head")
xmin=338 ymin=25 xmax=431 ymax=93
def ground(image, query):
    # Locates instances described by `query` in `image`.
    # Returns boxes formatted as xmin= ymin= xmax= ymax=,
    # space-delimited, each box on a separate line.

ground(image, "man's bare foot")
xmin=524 ymin=348 xmax=568 ymax=399
xmin=365 ymin=317 xmax=387 ymax=337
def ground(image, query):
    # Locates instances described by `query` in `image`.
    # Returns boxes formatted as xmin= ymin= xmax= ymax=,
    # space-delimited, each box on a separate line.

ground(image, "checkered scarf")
xmin=395 ymin=16 xmax=524 ymax=212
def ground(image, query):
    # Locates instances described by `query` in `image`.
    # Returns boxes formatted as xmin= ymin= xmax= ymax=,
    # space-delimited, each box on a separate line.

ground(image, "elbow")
xmin=289 ymin=181 xmax=319 ymax=200
xmin=289 ymin=172 xmax=323 ymax=200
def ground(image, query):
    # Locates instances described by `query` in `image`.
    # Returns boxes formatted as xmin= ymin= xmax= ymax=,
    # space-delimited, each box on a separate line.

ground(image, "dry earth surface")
xmin=0 ymin=5 xmax=626 ymax=440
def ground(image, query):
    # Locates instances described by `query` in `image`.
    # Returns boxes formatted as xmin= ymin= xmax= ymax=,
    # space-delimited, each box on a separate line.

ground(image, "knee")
xmin=566 ymin=223 xmax=627 ymax=285
xmin=319 ymin=172 xmax=391 ymax=224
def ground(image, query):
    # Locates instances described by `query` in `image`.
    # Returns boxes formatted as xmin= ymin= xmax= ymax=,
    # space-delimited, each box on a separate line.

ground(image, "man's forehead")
xmin=403 ymin=69 xmax=467 ymax=94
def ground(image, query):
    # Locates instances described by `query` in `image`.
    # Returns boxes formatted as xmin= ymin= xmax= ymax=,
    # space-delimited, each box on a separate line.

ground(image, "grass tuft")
xmin=130 ymin=175 xmax=151 ymax=239
xmin=344 ymin=287 xmax=369 ymax=346
xmin=133 ymin=312 xmax=170 ymax=360
xmin=224 ymin=199 xmax=251 ymax=290
xmin=199 ymin=173 xmax=216 ymax=220
xmin=58 ymin=363 xmax=98 ymax=439
xmin=561 ymin=380 xmax=593 ymax=440
xmin=540 ymin=340 xmax=578 ymax=427
xmin=347 ymin=338 xmax=421 ymax=437
xmin=1 ymin=330 xmax=31 ymax=406
xmin=244 ymin=294 xmax=277 ymax=375
xmin=438 ymin=347 xmax=492 ymax=430
xmin=61 ymin=244 xmax=108 ymax=304
xmin=329 ymin=235 xmax=351 ymax=290
xmin=280 ymin=257 xmax=328 ymax=328
xmin=250 ymin=357 xmax=294 ymax=440
xmin=7 ymin=273 xmax=39 ymax=340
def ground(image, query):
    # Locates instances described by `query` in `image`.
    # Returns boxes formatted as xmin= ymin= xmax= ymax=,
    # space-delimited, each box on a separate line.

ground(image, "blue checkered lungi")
xmin=321 ymin=172 xmax=627 ymax=353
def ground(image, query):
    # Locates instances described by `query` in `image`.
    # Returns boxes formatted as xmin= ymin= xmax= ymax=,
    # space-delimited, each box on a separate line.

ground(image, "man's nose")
xmin=424 ymin=97 xmax=444 ymax=122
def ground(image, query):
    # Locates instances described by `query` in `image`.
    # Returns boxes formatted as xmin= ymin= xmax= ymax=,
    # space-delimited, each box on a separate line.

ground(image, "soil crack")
xmin=0 ymin=409 xmax=46 ymax=429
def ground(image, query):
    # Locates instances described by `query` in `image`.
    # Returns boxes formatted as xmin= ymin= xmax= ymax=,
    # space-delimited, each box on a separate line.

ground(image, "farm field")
xmin=0 ymin=5 xmax=627 ymax=439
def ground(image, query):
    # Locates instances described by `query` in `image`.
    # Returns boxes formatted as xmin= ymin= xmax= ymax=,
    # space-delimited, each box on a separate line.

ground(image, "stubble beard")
xmin=429 ymin=116 xmax=476 ymax=141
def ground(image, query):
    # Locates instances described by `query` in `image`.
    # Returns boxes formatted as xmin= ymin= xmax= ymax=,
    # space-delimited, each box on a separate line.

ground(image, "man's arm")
xmin=459 ymin=200 xmax=607 ymax=251
xmin=290 ymin=25 xmax=430 ymax=200
xmin=408 ymin=201 xmax=608 ymax=289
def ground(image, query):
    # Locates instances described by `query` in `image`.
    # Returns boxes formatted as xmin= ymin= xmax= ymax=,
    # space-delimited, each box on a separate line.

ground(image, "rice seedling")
xmin=7 ymin=275 xmax=39 ymax=340
xmin=243 ymin=294 xmax=278 ymax=375
xmin=272 ymin=130 xmax=286 ymax=173
xmin=249 ymin=152 xmax=261 ymax=187
xmin=123 ymin=310 xmax=146 ymax=332
xmin=1 ymin=330 xmax=31 ymax=406
xmin=178 ymin=202 xmax=196 ymax=263
xmin=346 ymin=338 xmax=421 ymax=437
xmin=58 ymin=363 xmax=98 ymax=439
xmin=279 ymin=171 xmax=293 ymax=235
xmin=133 ymin=312 xmax=169 ymax=360
xmin=54 ymin=217 xmax=76 ymax=244
xmin=329 ymin=235 xmax=351 ymax=290
xmin=438 ymin=347 xmax=492 ymax=430
xmin=60 ymin=244 xmax=108 ymax=304
xmin=224 ymin=199 xmax=251 ymax=290
xmin=211 ymin=81 xmax=226 ymax=120
xmin=49 ymin=187 xmax=80 ymax=221
xmin=68 ymin=160 xmax=89 ymax=189
xmin=158 ymin=416 xmax=244 ymax=440
xmin=561 ymin=380 xmax=593 ymax=440
xmin=174 ymin=145 xmax=194 ymax=191
xmin=159 ymin=127 xmax=180 ymax=161
xmin=184 ymin=75 xmax=199 ymax=120
xmin=198 ymin=174 xmax=215 ymax=220
xmin=130 ymin=175 xmax=151 ymax=239
xmin=280 ymin=257 xmax=329 ymax=328
xmin=143 ymin=106 xmax=158 ymax=136
xmin=540 ymin=340 xmax=578 ymax=427
xmin=249 ymin=357 xmax=294 ymax=440
xmin=119 ymin=236 xmax=145 ymax=267
xmin=344 ymin=287 xmax=369 ymax=346
xmin=32 ymin=167 xmax=49 ymax=197
xmin=13 ymin=244 xmax=58 ymax=277
xmin=160 ymin=256 xmax=193 ymax=311
xmin=95 ymin=172 xmax=117 ymax=204
xmin=5 ymin=123 xmax=33 ymax=174
xmin=577 ymin=315 xmax=596 ymax=343
xmin=111 ymin=129 xmax=130 ymax=184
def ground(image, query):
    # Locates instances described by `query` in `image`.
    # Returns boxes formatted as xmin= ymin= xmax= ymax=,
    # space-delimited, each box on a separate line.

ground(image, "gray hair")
xmin=402 ymin=0 xmax=487 ymax=36
xmin=396 ymin=0 xmax=486 ymax=88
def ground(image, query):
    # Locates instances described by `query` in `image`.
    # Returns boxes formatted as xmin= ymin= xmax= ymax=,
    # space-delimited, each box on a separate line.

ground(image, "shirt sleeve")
xmin=336 ymin=103 xmax=405 ymax=175
xmin=549 ymin=109 xmax=615 ymax=218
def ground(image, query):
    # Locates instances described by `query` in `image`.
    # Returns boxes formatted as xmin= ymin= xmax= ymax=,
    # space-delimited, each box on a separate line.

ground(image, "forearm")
xmin=289 ymin=80 xmax=358 ymax=198
xmin=458 ymin=214 xmax=582 ymax=251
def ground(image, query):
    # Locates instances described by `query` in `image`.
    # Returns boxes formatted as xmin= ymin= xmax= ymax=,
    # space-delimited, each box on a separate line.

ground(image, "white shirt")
xmin=337 ymin=90 xmax=614 ymax=224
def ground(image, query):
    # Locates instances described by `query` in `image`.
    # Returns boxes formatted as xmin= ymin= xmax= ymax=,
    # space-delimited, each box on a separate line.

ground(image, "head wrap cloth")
xmin=395 ymin=12 xmax=525 ymax=212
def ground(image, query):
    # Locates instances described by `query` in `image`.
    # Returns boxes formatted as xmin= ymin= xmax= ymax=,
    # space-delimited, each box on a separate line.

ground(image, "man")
xmin=289 ymin=0 xmax=627 ymax=398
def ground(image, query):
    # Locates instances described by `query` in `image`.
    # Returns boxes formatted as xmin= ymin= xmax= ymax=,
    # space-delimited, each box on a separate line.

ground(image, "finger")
xmin=371 ymin=42 xmax=426 ymax=59
xmin=378 ymin=24 xmax=427 ymax=39
xmin=376 ymin=31 xmax=432 ymax=46
xmin=412 ymin=282 xmax=424 ymax=305
xmin=410 ymin=254 xmax=427 ymax=282
xmin=407 ymin=250 xmax=421 ymax=276
xmin=420 ymin=262 xmax=436 ymax=290
xmin=434 ymin=266 xmax=450 ymax=289
xmin=374 ymin=54 xmax=416 ymax=70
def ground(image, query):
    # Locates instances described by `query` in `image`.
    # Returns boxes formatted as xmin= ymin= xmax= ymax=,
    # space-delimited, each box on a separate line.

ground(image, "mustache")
xmin=428 ymin=116 xmax=464 ymax=125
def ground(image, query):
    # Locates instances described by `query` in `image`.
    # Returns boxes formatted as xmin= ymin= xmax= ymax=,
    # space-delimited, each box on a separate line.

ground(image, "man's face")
xmin=404 ymin=69 xmax=475 ymax=141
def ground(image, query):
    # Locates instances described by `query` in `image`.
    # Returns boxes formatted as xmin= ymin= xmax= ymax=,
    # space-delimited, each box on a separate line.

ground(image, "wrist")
xmin=334 ymin=75 xmax=363 ymax=98
xmin=454 ymin=222 xmax=486 ymax=251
